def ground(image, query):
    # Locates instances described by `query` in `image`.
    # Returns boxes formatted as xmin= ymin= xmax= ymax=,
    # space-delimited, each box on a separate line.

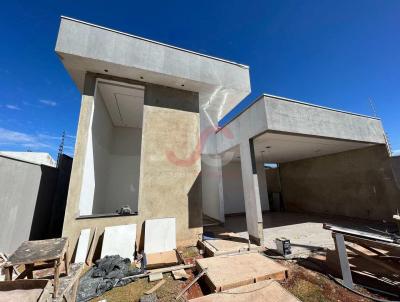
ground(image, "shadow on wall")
xmin=391 ymin=156 xmax=400 ymax=192
xmin=29 ymin=154 xmax=73 ymax=240
xmin=188 ymin=172 xmax=203 ymax=228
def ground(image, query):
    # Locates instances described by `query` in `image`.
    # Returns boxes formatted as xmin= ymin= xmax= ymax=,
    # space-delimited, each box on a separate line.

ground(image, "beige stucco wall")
xmin=280 ymin=145 xmax=400 ymax=220
xmin=62 ymin=77 xmax=202 ymax=260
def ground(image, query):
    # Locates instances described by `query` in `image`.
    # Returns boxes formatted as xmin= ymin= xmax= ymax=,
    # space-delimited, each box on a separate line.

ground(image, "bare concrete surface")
xmin=222 ymin=212 xmax=394 ymax=257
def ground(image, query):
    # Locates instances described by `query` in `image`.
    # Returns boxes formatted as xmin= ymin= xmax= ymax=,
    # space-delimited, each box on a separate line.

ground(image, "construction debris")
xmin=188 ymin=279 xmax=300 ymax=302
xmin=176 ymin=269 xmax=207 ymax=300
xmin=3 ymin=238 xmax=69 ymax=298
xmin=198 ymin=231 xmax=261 ymax=257
xmin=172 ymin=269 xmax=189 ymax=280
xmin=140 ymin=293 xmax=158 ymax=302
xmin=324 ymin=223 xmax=400 ymax=297
xmin=0 ymin=279 xmax=52 ymax=302
xmin=148 ymin=273 xmax=163 ymax=282
xmin=146 ymin=250 xmax=180 ymax=269
xmin=77 ymin=255 xmax=142 ymax=302
xmin=144 ymin=279 xmax=166 ymax=295
xmin=196 ymin=253 xmax=288 ymax=292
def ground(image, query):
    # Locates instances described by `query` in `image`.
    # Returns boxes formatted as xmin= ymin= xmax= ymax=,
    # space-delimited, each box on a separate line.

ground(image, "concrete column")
xmin=256 ymin=161 xmax=269 ymax=211
xmin=240 ymin=139 xmax=264 ymax=245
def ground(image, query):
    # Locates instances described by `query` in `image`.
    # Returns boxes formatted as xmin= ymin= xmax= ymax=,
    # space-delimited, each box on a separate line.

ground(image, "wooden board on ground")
xmin=200 ymin=237 xmax=262 ymax=257
xmin=146 ymin=250 xmax=180 ymax=269
xmin=196 ymin=253 xmax=288 ymax=292
xmin=188 ymin=279 xmax=300 ymax=302
xmin=0 ymin=279 xmax=52 ymax=302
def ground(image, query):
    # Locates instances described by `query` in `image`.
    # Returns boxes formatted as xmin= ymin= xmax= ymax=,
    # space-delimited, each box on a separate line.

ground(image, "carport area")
xmin=221 ymin=212 xmax=389 ymax=257
xmin=215 ymin=94 xmax=399 ymax=251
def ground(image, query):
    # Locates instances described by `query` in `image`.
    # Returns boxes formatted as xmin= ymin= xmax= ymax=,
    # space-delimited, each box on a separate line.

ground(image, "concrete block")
xmin=144 ymin=218 xmax=176 ymax=254
xmin=74 ymin=228 xmax=91 ymax=263
xmin=101 ymin=224 xmax=136 ymax=260
xmin=149 ymin=272 xmax=163 ymax=282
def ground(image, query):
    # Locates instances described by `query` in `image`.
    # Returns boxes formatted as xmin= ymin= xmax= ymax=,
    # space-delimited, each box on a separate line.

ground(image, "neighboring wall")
xmin=0 ymin=156 xmax=58 ymax=254
xmin=280 ymin=145 xmax=400 ymax=220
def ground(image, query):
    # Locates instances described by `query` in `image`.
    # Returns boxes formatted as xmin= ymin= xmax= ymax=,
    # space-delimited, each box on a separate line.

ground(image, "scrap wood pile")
xmin=323 ymin=223 xmax=400 ymax=300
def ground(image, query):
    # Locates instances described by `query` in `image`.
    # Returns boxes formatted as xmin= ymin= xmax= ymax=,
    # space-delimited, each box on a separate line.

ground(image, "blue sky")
xmin=0 ymin=0 xmax=399 ymax=159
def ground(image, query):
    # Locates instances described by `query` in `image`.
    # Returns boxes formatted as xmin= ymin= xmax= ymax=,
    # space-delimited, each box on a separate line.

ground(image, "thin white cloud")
xmin=5 ymin=104 xmax=21 ymax=110
xmin=0 ymin=128 xmax=54 ymax=150
xmin=0 ymin=128 xmax=35 ymax=144
xmin=38 ymin=133 xmax=61 ymax=140
xmin=393 ymin=149 xmax=400 ymax=156
xmin=39 ymin=99 xmax=57 ymax=107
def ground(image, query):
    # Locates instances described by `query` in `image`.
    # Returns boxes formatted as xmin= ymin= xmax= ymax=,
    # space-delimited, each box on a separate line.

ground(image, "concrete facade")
xmin=56 ymin=16 xmax=397 ymax=253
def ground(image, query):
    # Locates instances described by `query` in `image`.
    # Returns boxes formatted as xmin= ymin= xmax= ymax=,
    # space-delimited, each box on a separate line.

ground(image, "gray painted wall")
xmin=0 ymin=157 xmax=42 ymax=254
xmin=0 ymin=156 xmax=59 ymax=254
xmin=280 ymin=145 xmax=400 ymax=220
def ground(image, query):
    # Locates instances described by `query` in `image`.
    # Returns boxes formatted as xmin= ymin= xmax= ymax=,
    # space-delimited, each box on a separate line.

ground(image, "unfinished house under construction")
xmin=56 ymin=17 xmax=400 ymax=256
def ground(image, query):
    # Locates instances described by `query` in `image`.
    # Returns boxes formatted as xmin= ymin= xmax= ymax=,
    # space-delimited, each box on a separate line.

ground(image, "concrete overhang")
xmin=217 ymin=94 xmax=387 ymax=163
xmin=55 ymin=16 xmax=251 ymax=120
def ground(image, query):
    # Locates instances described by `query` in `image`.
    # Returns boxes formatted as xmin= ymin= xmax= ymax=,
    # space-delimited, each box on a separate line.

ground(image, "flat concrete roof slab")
xmin=217 ymin=94 xmax=386 ymax=161
xmin=264 ymin=95 xmax=385 ymax=144
xmin=55 ymin=17 xmax=250 ymax=119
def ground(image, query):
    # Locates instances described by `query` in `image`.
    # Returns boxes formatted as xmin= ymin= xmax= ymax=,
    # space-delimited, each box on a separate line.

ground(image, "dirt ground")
xmin=278 ymin=260 xmax=374 ymax=302
xmin=88 ymin=247 xmax=385 ymax=302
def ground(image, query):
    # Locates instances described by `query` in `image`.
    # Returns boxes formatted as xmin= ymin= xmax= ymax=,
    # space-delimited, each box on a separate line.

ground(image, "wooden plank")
xmin=0 ymin=279 xmax=52 ymax=302
xmin=85 ymin=227 xmax=98 ymax=266
xmin=345 ymin=244 xmax=400 ymax=275
xmin=144 ymin=279 xmax=166 ymax=295
xmin=146 ymin=250 xmax=180 ymax=269
xmin=188 ymin=280 xmax=300 ymax=302
xmin=343 ymin=235 xmax=400 ymax=256
xmin=53 ymin=263 xmax=84 ymax=302
xmin=196 ymin=253 xmax=287 ymax=292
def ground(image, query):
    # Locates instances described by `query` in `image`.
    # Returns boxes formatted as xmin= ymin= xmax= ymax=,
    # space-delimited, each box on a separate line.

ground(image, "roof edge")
xmin=60 ymin=16 xmax=249 ymax=69
xmin=262 ymin=93 xmax=381 ymax=120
